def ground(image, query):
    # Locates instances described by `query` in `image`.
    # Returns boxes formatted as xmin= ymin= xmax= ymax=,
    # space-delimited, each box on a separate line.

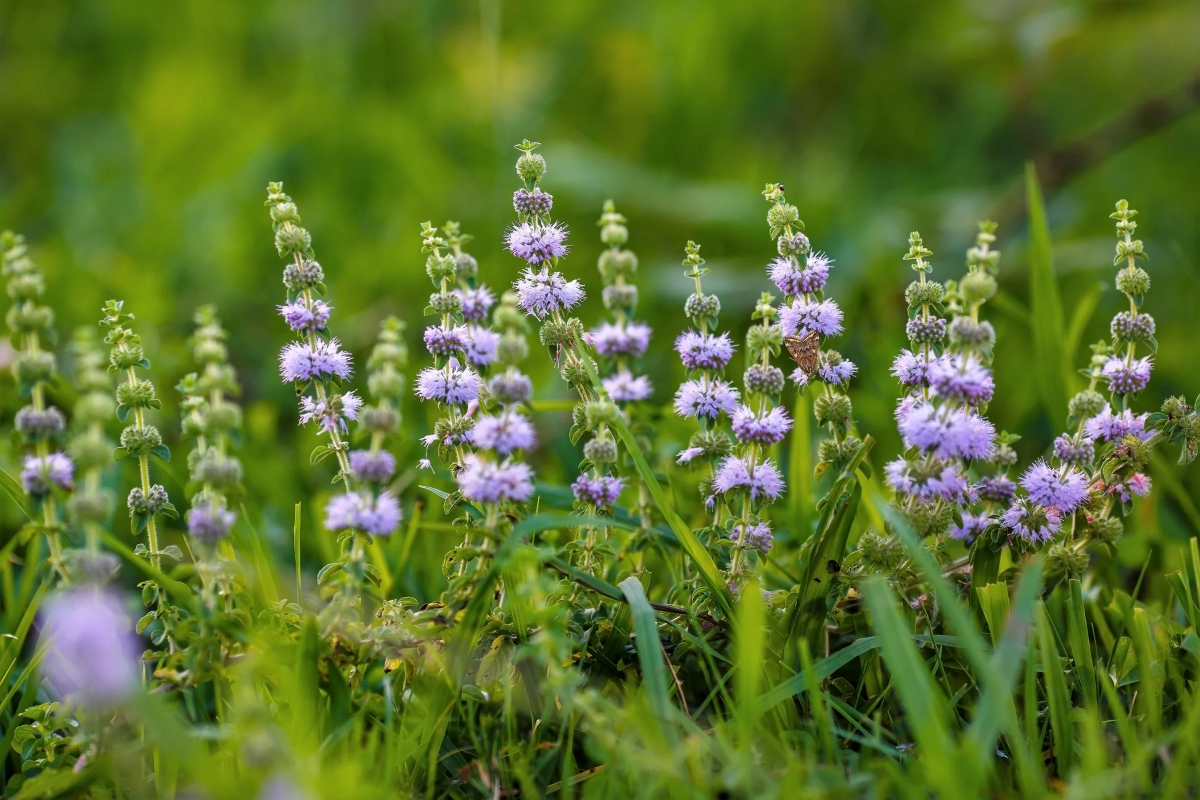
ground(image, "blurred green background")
xmin=3 ymin=0 xmax=1200 ymax=581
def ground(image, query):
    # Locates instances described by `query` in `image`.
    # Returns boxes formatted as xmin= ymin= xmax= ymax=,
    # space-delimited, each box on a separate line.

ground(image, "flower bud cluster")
xmin=179 ymin=306 xmax=243 ymax=546
xmin=590 ymin=200 xmax=653 ymax=407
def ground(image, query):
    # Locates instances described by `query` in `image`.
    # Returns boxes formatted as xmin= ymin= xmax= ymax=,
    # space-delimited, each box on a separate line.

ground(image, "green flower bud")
xmin=903 ymin=500 xmax=952 ymax=538
xmin=69 ymin=491 xmax=113 ymax=524
xmin=560 ymin=358 xmax=593 ymax=391
xmin=496 ymin=332 xmax=529 ymax=365
xmin=362 ymin=404 xmax=400 ymax=435
xmin=192 ymin=451 xmax=243 ymax=488
xmin=1162 ymin=396 xmax=1192 ymax=422
xmin=6 ymin=272 xmax=44 ymax=301
xmin=205 ymin=403 xmax=242 ymax=435
xmin=1069 ymin=390 xmax=1107 ymax=418
xmin=425 ymin=253 xmax=456 ymax=283
xmin=117 ymin=378 xmax=158 ymax=410
xmin=905 ymin=280 xmax=945 ymax=308
xmin=583 ymin=434 xmax=618 ymax=465
xmin=814 ymin=393 xmax=852 ymax=426
xmin=687 ymin=429 xmax=733 ymax=461
xmin=369 ymin=367 xmax=406 ymax=401
xmin=6 ymin=301 xmax=53 ymax=334
xmin=948 ymin=318 xmax=995 ymax=349
xmin=746 ymin=322 xmax=783 ymax=356
xmin=429 ymin=291 xmax=462 ymax=315
xmin=684 ymin=292 xmax=720 ymax=320
xmin=1111 ymin=433 xmax=1151 ymax=470
xmin=585 ymin=400 xmax=618 ymax=427
xmin=959 ymin=271 xmax=997 ymax=305
xmin=600 ymin=224 xmax=628 ymax=247
xmin=109 ymin=344 xmax=145 ymax=371
xmin=1046 ymin=542 xmax=1089 ymax=580
xmin=282 ymin=260 xmax=324 ymax=292
xmin=1115 ymin=266 xmax=1150 ymax=296
xmin=516 ymin=152 xmax=547 ymax=184
xmin=120 ymin=425 xmax=163 ymax=456
xmin=767 ymin=203 xmax=800 ymax=234
xmin=75 ymin=393 xmax=116 ymax=426
xmin=1089 ymin=515 xmax=1123 ymax=544
xmin=274 ymin=223 xmax=312 ymax=257
xmin=454 ymin=252 xmax=478 ymax=280
xmin=14 ymin=350 xmax=55 ymax=383
xmin=540 ymin=317 xmax=583 ymax=349
xmin=434 ymin=414 xmax=474 ymax=445
xmin=70 ymin=430 xmax=114 ymax=470
xmin=857 ymin=530 xmax=904 ymax=572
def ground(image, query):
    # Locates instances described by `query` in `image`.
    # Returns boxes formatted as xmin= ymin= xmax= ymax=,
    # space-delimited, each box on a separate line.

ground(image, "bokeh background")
xmin=3 ymin=0 xmax=1200 ymax=586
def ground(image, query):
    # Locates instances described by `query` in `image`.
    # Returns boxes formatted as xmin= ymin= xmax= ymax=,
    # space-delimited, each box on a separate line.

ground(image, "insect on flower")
xmin=784 ymin=330 xmax=820 ymax=377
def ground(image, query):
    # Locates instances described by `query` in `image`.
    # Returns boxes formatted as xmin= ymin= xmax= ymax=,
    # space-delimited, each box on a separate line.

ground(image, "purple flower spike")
xmin=780 ymin=298 xmax=843 ymax=338
xmin=458 ymin=455 xmax=535 ymax=503
xmin=675 ymin=330 xmax=735 ymax=370
xmin=572 ymin=473 xmax=626 ymax=507
xmin=278 ymin=300 xmax=332 ymax=333
xmin=279 ymin=338 xmax=353 ymax=383
xmin=977 ymin=474 xmax=1017 ymax=504
xmin=674 ymin=377 xmax=741 ymax=419
xmin=186 ymin=501 xmax=237 ymax=542
xmin=415 ymin=364 xmax=481 ymax=405
xmin=1020 ymin=460 xmax=1090 ymax=514
xmin=470 ymin=412 xmax=537 ymax=455
xmin=591 ymin=321 xmax=652 ymax=358
xmin=1001 ymin=499 xmax=1061 ymax=543
xmin=884 ymin=458 xmax=970 ymax=504
xmin=949 ymin=512 xmax=991 ymax=541
xmin=514 ymin=267 xmax=585 ymax=318
xmin=456 ymin=286 xmax=496 ymax=322
xmin=465 ymin=325 xmax=500 ymax=369
xmin=21 ymin=452 xmax=75 ymax=496
xmin=424 ymin=324 xmax=470 ymax=357
xmin=929 ymin=355 xmax=995 ymax=405
xmin=603 ymin=371 xmax=653 ymax=402
xmin=733 ymin=521 xmax=774 ymax=554
xmin=506 ymin=221 xmax=570 ymax=264
xmin=349 ymin=450 xmax=397 ymax=482
xmin=731 ymin=405 xmax=793 ymax=445
xmin=891 ymin=349 xmax=942 ymax=390
xmin=1084 ymin=406 xmax=1151 ymax=443
xmin=1101 ymin=356 xmax=1152 ymax=395
xmin=325 ymin=491 xmax=401 ymax=535
xmin=897 ymin=401 xmax=995 ymax=460
xmin=713 ymin=456 xmax=784 ymax=501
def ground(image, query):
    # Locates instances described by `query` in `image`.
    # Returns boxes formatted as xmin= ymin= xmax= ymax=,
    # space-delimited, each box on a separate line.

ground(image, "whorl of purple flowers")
xmin=1001 ymin=499 xmax=1061 ymax=543
xmin=676 ymin=330 xmax=735 ymax=371
xmin=1084 ymin=405 xmax=1150 ymax=443
xmin=423 ymin=325 xmax=470 ymax=357
xmin=456 ymin=286 xmax=495 ymax=322
xmin=349 ymin=450 xmax=396 ymax=483
xmin=884 ymin=458 xmax=971 ymax=504
xmin=279 ymin=299 xmax=331 ymax=333
xmin=21 ymin=452 xmax=74 ymax=496
xmin=768 ymin=252 xmax=831 ymax=296
xmin=779 ymin=298 xmax=844 ymax=339
xmin=591 ymin=321 xmax=652 ymax=358
xmin=416 ymin=364 xmax=481 ymax=405
xmin=572 ymin=473 xmax=625 ymax=507
xmin=713 ymin=456 xmax=784 ymax=502
xmin=896 ymin=401 xmax=995 ymax=461
xmin=506 ymin=221 xmax=570 ymax=265
xmin=470 ymin=412 xmax=537 ymax=456
xmin=674 ymin=377 xmax=741 ymax=419
xmin=279 ymin=339 xmax=353 ymax=383
xmin=891 ymin=349 xmax=942 ymax=390
xmin=1101 ymin=356 xmax=1153 ymax=395
xmin=458 ymin=455 xmax=535 ymax=503
xmin=731 ymin=404 xmax=793 ymax=445
xmin=39 ymin=588 xmax=140 ymax=706
xmin=929 ymin=355 xmax=995 ymax=406
xmin=603 ymin=371 xmax=653 ymax=402
xmin=733 ymin=522 xmax=774 ymax=554
xmin=465 ymin=326 xmax=500 ymax=369
xmin=514 ymin=267 xmax=585 ymax=319
xmin=325 ymin=491 xmax=402 ymax=536
xmin=186 ymin=501 xmax=237 ymax=543
xmin=1020 ymin=460 xmax=1090 ymax=514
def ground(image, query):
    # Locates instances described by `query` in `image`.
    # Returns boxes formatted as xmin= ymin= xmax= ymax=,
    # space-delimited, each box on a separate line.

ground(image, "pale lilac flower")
xmin=186 ymin=501 xmax=236 ymax=542
xmin=817 ymin=359 xmax=857 ymax=386
xmin=1021 ymin=460 xmax=1090 ymax=513
xmin=424 ymin=324 xmax=470 ymax=357
xmin=456 ymin=286 xmax=495 ymax=322
xmin=299 ymin=391 xmax=361 ymax=434
xmin=713 ymin=456 xmax=784 ymax=501
xmin=325 ymin=491 xmax=401 ymax=535
xmin=464 ymin=325 xmax=500 ymax=369
xmin=675 ymin=330 xmax=735 ymax=370
xmin=1053 ymin=434 xmax=1094 ymax=466
xmin=590 ymin=321 xmax=652 ymax=358
xmin=1107 ymin=473 xmax=1151 ymax=503
xmin=891 ymin=349 xmax=941 ymax=389
xmin=418 ymin=459 xmax=432 ymax=470
xmin=278 ymin=300 xmax=331 ymax=333
xmin=1001 ymin=499 xmax=1061 ymax=543
xmin=603 ymin=371 xmax=653 ymax=402
xmin=950 ymin=512 xmax=991 ymax=541
xmin=572 ymin=473 xmax=626 ymax=507
xmin=977 ymin=474 xmax=1017 ymax=504
xmin=279 ymin=338 xmax=353 ymax=383
xmin=14 ymin=406 xmax=66 ymax=439
xmin=1101 ymin=356 xmax=1152 ymax=395
xmin=39 ymin=588 xmax=140 ymax=706
xmin=514 ymin=267 xmax=585 ymax=318
xmin=780 ymin=298 xmax=843 ymax=338
xmin=768 ymin=253 xmax=831 ymax=296
xmin=359 ymin=492 xmax=402 ymax=535
xmin=21 ymin=452 xmax=74 ymax=496
xmin=897 ymin=402 xmax=995 ymax=460
xmin=506 ymin=221 xmax=570 ymax=264
xmin=349 ymin=450 xmax=396 ymax=482
xmin=1084 ymin=405 xmax=1151 ymax=443
xmin=733 ymin=522 xmax=774 ymax=553
xmin=731 ymin=405 xmax=793 ymax=445
xmin=458 ymin=455 xmax=535 ymax=503
xmin=884 ymin=458 xmax=970 ymax=504
xmin=470 ymin=412 xmax=536 ymax=455
xmin=674 ymin=378 xmax=741 ymax=419
xmin=929 ymin=355 xmax=994 ymax=405
xmin=415 ymin=364 xmax=481 ymax=405
xmin=676 ymin=447 xmax=704 ymax=465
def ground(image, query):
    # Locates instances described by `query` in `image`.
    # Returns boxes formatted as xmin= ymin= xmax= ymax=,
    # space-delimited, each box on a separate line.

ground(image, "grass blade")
xmin=1026 ymin=162 xmax=1070 ymax=421
xmin=1037 ymin=601 xmax=1075 ymax=776
xmin=618 ymin=576 xmax=676 ymax=743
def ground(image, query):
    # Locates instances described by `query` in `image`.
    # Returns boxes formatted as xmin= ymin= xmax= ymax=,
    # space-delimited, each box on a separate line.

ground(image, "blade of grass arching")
xmin=1066 ymin=579 xmax=1097 ymax=710
xmin=0 ymin=467 xmax=32 ymax=520
xmin=1036 ymin=601 xmax=1075 ymax=776
xmin=0 ymin=640 xmax=48 ymax=714
xmin=860 ymin=577 xmax=962 ymax=791
xmin=788 ymin=391 xmax=813 ymax=542
xmin=1063 ymin=281 xmax=1105 ymax=365
xmin=0 ymin=582 xmax=48 ymax=696
xmin=733 ymin=576 xmax=766 ymax=752
xmin=1128 ymin=607 xmax=1163 ymax=734
xmin=1025 ymin=162 xmax=1071 ymax=420
xmin=1161 ymin=680 xmax=1200 ymax=796
xmin=790 ymin=481 xmax=861 ymax=661
xmin=1097 ymin=668 xmax=1148 ymax=790
xmin=800 ymin=640 xmax=836 ymax=762
xmin=618 ymin=576 xmax=676 ymax=745
xmin=294 ymin=503 xmax=303 ymax=602
xmin=232 ymin=503 xmax=278 ymax=606
xmin=575 ymin=339 xmax=734 ymax=619
xmin=976 ymin=582 xmax=1011 ymax=647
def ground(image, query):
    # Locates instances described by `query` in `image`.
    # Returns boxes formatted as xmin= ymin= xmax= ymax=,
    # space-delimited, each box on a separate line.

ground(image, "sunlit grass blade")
xmin=1036 ymin=601 xmax=1074 ymax=776
xmin=1026 ymin=162 xmax=1071 ymax=422
xmin=788 ymin=391 xmax=813 ymax=542
xmin=1066 ymin=578 xmax=1097 ymax=710
xmin=619 ymin=575 xmax=676 ymax=743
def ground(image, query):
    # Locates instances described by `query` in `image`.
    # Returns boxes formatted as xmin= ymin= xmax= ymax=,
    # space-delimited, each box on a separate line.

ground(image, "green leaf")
xmin=618 ymin=576 xmax=675 ymax=743
xmin=1037 ymin=601 xmax=1074 ymax=775
xmin=1066 ymin=578 xmax=1097 ymax=710
xmin=1026 ymin=162 xmax=1071 ymax=421
xmin=98 ymin=530 xmax=196 ymax=613
xmin=1063 ymin=281 xmax=1106 ymax=369
xmin=0 ymin=467 xmax=33 ymax=521
xmin=151 ymin=444 xmax=171 ymax=463
xmin=474 ymin=635 xmax=516 ymax=687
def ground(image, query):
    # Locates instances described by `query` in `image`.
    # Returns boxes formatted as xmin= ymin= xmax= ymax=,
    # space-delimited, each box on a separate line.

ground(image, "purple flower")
xmin=1106 ymin=473 xmax=1151 ymax=503
xmin=514 ymin=267 xmax=585 ymax=319
xmin=676 ymin=447 xmax=704 ymax=465
xmin=713 ymin=456 xmax=784 ymax=502
xmin=324 ymin=491 xmax=401 ymax=535
xmin=458 ymin=455 xmax=535 ymax=503
xmin=572 ymin=473 xmax=626 ymax=507
xmin=506 ymin=221 xmax=570 ymax=264
xmin=39 ymin=588 xmax=140 ymax=706
xmin=590 ymin=321 xmax=652 ymax=358
xmin=470 ymin=412 xmax=536 ymax=455
xmin=349 ymin=450 xmax=396 ymax=482
xmin=731 ymin=405 xmax=793 ymax=445
xmin=416 ymin=364 xmax=481 ymax=405
xmin=1053 ymin=434 xmax=1094 ymax=466
xmin=675 ymin=330 xmax=735 ymax=370
xmin=603 ymin=371 xmax=653 ymax=402
xmin=1020 ymin=460 xmax=1090 ymax=513
xmin=733 ymin=522 xmax=774 ymax=553
xmin=884 ymin=458 xmax=970 ymax=504
xmin=1084 ymin=406 xmax=1151 ymax=443
xmin=674 ymin=377 xmax=741 ymax=419
xmin=817 ymin=359 xmax=857 ymax=386
xmin=1001 ymin=499 xmax=1061 ymax=543
xmin=464 ymin=325 xmax=500 ymax=369
xmin=278 ymin=300 xmax=331 ymax=333
xmin=424 ymin=324 xmax=470 ymax=357
xmin=977 ymin=474 xmax=1017 ymax=504
xmin=950 ymin=512 xmax=991 ymax=541
xmin=1102 ymin=356 xmax=1152 ymax=395
xmin=929 ymin=355 xmax=994 ymax=405
xmin=488 ymin=371 xmax=533 ymax=405
xmin=299 ymin=391 xmax=361 ymax=433
xmin=279 ymin=338 xmax=353 ymax=383
xmin=456 ymin=286 xmax=495 ymax=322
xmin=21 ymin=452 xmax=74 ymax=496
xmin=780 ymin=298 xmax=843 ymax=338
xmin=897 ymin=402 xmax=995 ymax=460
xmin=186 ymin=501 xmax=236 ymax=542
xmin=768 ymin=253 xmax=831 ymax=296
xmin=891 ymin=349 xmax=941 ymax=389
